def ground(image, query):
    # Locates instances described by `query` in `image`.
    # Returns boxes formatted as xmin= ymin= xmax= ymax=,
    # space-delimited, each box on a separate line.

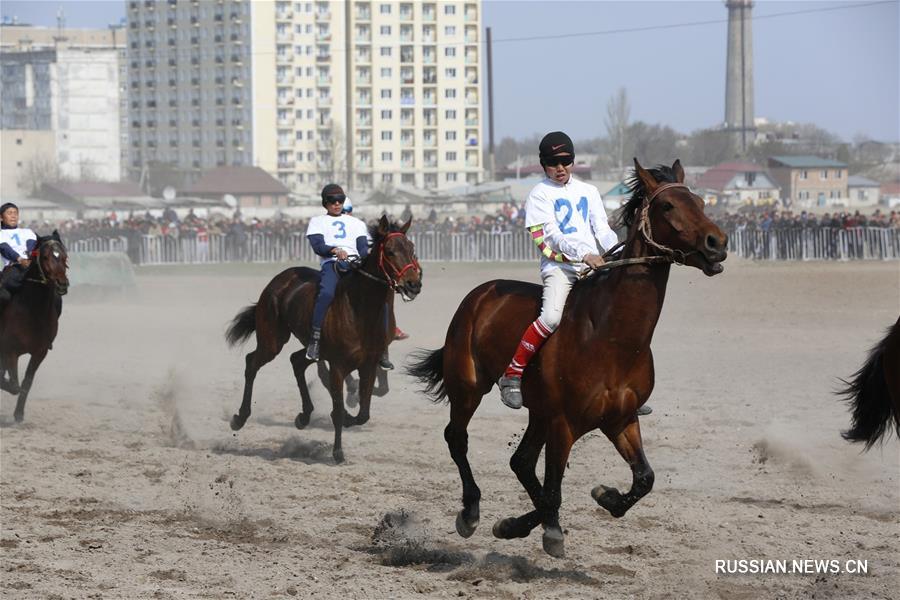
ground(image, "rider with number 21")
xmin=498 ymin=132 xmax=619 ymax=410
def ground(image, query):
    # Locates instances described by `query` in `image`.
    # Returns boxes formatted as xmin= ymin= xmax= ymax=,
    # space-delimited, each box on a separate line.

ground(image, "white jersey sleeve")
xmin=588 ymin=186 xmax=619 ymax=251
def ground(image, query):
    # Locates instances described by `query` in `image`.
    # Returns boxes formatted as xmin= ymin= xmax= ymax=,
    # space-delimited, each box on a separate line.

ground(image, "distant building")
xmin=767 ymin=156 xmax=848 ymax=208
xmin=126 ymin=0 xmax=483 ymax=193
xmin=846 ymin=176 xmax=880 ymax=208
xmin=183 ymin=166 xmax=290 ymax=209
xmin=695 ymin=161 xmax=779 ymax=206
xmin=1 ymin=24 xmax=127 ymax=196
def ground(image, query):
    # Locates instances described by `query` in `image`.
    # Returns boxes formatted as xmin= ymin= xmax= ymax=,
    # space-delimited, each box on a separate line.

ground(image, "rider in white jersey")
xmin=497 ymin=132 xmax=619 ymax=409
xmin=304 ymin=184 xmax=370 ymax=361
xmin=0 ymin=203 xmax=38 ymax=310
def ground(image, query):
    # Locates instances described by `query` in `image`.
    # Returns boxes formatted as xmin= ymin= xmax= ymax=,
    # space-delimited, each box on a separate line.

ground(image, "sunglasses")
xmin=324 ymin=195 xmax=346 ymax=204
xmin=542 ymin=155 xmax=574 ymax=167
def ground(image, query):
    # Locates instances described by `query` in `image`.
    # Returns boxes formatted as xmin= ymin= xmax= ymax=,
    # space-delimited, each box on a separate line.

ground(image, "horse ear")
xmin=377 ymin=214 xmax=390 ymax=236
xmin=400 ymin=217 xmax=412 ymax=234
xmin=52 ymin=229 xmax=62 ymax=241
xmin=633 ymin=158 xmax=659 ymax=195
xmin=672 ymin=159 xmax=685 ymax=183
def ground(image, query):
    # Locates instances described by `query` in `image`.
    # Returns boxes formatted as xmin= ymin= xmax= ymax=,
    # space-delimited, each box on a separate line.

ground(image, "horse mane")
xmin=367 ymin=219 xmax=406 ymax=245
xmin=615 ymin=164 xmax=679 ymax=229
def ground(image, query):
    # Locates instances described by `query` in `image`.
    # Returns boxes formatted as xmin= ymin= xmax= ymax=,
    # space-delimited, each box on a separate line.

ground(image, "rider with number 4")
xmin=305 ymin=184 xmax=369 ymax=361
xmin=0 ymin=203 xmax=37 ymax=311
xmin=497 ymin=132 xmax=619 ymax=410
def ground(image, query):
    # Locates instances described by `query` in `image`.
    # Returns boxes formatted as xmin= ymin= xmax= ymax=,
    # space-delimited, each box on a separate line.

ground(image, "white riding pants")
xmin=538 ymin=266 xmax=579 ymax=332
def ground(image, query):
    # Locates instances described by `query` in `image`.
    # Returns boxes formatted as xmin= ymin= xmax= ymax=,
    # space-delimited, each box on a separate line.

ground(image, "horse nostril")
xmin=705 ymin=234 xmax=720 ymax=251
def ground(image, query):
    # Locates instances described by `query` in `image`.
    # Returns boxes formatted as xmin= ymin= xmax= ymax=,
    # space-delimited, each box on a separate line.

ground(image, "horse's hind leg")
xmin=493 ymin=415 xmax=547 ymax=540
xmin=592 ymin=417 xmax=655 ymax=519
xmin=13 ymin=350 xmax=47 ymax=423
xmin=445 ymin=389 xmax=483 ymax=538
xmin=230 ymin=344 xmax=281 ymax=431
xmin=1 ymin=353 xmax=20 ymax=395
xmin=327 ymin=363 xmax=348 ymax=464
xmin=289 ymin=350 xmax=315 ymax=429
xmin=344 ymin=362 xmax=376 ymax=427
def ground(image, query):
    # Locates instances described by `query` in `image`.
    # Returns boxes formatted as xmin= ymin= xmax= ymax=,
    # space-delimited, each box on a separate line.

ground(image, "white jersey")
xmin=306 ymin=213 xmax=368 ymax=265
xmin=0 ymin=227 xmax=37 ymax=268
xmin=524 ymin=175 xmax=619 ymax=274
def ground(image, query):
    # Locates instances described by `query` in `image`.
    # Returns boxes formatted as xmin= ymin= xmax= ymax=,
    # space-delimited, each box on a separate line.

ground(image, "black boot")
xmin=306 ymin=327 xmax=321 ymax=361
xmin=636 ymin=404 xmax=652 ymax=416
xmin=379 ymin=350 xmax=394 ymax=370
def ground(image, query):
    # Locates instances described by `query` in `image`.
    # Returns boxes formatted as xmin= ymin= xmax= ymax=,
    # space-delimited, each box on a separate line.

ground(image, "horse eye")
xmin=662 ymin=201 xmax=674 ymax=212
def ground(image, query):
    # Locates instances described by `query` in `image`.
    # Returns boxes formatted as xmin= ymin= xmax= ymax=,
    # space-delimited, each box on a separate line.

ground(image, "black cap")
xmin=539 ymin=131 xmax=574 ymax=159
xmin=0 ymin=202 xmax=18 ymax=216
xmin=321 ymin=183 xmax=346 ymax=206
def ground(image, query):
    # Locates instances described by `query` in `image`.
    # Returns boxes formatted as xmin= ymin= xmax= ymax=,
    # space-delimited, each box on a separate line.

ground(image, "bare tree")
xmin=318 ymin=122 xmax=347 ymax=186
xmin=21 ymin=154 xmax=64 ymax=196
xmin=605 ymin=87 xmax=631 ymax=174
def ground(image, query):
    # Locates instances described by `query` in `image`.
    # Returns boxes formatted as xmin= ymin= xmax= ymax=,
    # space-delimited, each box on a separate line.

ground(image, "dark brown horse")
xmin=0 ymin=231 xmax=69 ymax=422
xmin=840 ymin=316 xmax=900 ymax=449
xmin=225 ymin=216 xmax=422 ymax=463
xmin=409 ymin=159 xmax=727 ymax=558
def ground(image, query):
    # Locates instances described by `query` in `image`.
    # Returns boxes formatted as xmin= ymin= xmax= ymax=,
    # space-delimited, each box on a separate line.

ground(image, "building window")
xmin=380 ymin=25 xmax=391 ymax=35
xmin=446 ymin=172 xmax=457 ymax=182
xmin=445 ymin=67 xmax=457 ymax=78
xmin=445 ymin=89 xmax=456 ymax=98
xmin=799 ymin=170 xmax=808 ymax=180
xmin=381 ymin=131 xmax=393 ymax=141
xmin=380 ymin=67 xmax=392 ymax=78
xmin=445 ymin=109 xmax=457 ymax=119
xmin=381 ymin=89 xmax=392 ymax=99
xmin=382 ymin=173 xmax=393 ymax=182
xmin=835 ymin=170 xmax=842 ymax=179
xmin=445 ymin=47 xmax=456 ymax=57
xmin=381 ymin=151 xmax=392 ymax=161
xmin=380 ymin=47 xmax=392 ymax=57
xmin=820 ymin=170 xmax=827 ymax=180
xmin=445 ymin=131 xmax=457 ymax=140
xmin=444 ymin=4 xmax=456 ymax=14
xmin=444 ymin=25 xmax=456 ymax=36
xmin=381 ymin=109 xmax=392 ymax=119
xmin=445 ymin=151 xmax=457 ymax=161
xmin=380 ymin=3 xmax=392 ymax=14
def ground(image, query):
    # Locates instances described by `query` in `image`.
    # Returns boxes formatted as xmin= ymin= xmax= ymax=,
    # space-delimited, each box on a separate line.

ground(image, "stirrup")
xmin=306 ymin=332 xmax=320 ymax=361
xmin=379 ymin=352 xmax=394 ymax=370
xmin=636 ymin=404 xmax=652 ymax=416
xmin=498 ymin=375 xmax=523 ymax=409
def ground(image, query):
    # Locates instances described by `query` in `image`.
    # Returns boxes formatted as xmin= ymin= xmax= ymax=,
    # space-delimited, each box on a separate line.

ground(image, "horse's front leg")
xmin=493 ymin=415 xmax=547 ymax=540
xmin=289 ymin=350 xmax=315 ymax=429
xmin=327 ymin=363 xmax=348 ymax=464
xmin=14 ymin=349 xmax=47 ymax=423
xmin=592 ymin=416 xmax=655 ymax=518
xmin=538 ymin=417 xmax=575 ymax=558
xmin=1 ymin=353 xmax=21 ymax=396
xmin=344 ymin=361 xmax=376 ymax=427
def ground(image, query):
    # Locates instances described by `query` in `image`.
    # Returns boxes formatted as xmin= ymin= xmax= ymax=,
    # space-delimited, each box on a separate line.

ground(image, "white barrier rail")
xmin=65 ymin=227 xmax=899 ymax=265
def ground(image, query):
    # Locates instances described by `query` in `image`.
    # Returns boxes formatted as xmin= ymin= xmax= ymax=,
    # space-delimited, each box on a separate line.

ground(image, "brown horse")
xmin=225 ymin=216 xmax=422 ymax=463
xmin=0 ymin=231 xmax=69 ymax=422
xmin=408 ymin=159 xmax=727 ymax=558
xmin=840 ymin=316 xmax=900 ymax=449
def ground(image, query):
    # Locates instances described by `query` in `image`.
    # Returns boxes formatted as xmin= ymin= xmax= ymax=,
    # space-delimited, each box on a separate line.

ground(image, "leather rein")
xmin=580 ymin=182 xmax=698 ymax=279
xmin=25 ymin=240 xmax=66 ymax=289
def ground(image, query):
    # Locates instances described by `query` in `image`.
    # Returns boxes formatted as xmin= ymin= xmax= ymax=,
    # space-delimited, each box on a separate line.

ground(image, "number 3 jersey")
xmin=524 ymin=175 xmax=619 ymax=273
xmin=0 ymin=227 xmax=37 ymax=268
xmin=305 ymin=214 xmax=368 ymax=265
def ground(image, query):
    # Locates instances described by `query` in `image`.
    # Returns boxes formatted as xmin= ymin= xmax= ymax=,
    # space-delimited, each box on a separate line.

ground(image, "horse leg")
xmin=230 ymin=347 xmax=278 ymax=431
xmin=344 ymin=362 xmax=376 ymax=427
xmin=372 ymin=366 xmax=389 ymax=397
xmin=344 ymin=372 xmax=360 ymax=409
xmin=327 ymin=363 xmax=348 ymax=464
xmin=493 ymin=415 xmax=547 ymax=540
xmin=2 ymin=353 xmax=21 ymax=396
xmin=591 ymin=417 xmax=655 ymax=518
xmin=13 ymin=350 xmax=47 ymax=423
xmin=445 ymin=391 xmax=483 ymax=538
xmin=539 ymin=417 xmax=575 ymax=558
xmin=289 ymin=350 xmax=315 ymax=429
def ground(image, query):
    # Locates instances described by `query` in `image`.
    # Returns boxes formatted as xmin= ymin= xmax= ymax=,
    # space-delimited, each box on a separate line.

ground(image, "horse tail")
xmin=839 ymin=327 xmax=899 ymax=450
xmin=406 ymin=348 xmax=447 ymax=404
xmin=225 ymin=304 xmax=257 ymax=347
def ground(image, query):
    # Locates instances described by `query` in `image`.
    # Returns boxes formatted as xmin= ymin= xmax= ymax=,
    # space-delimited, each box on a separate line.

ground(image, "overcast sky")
xmin=3 ymin=0 xmax=898 ymax=143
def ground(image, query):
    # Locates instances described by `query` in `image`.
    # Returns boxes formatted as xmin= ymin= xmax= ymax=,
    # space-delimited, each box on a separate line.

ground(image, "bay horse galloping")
xmin=0 ymin=231 xmax=69 ymax=422
xmin=409 ymin=159 xmax=727 ymax=558
xmin=225 ymin=216 xmax=422 ymax=463
xmin=839 ymin=316 xmax=900 ymax=449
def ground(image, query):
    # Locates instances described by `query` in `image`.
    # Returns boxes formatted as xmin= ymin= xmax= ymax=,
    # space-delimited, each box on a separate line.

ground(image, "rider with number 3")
xmin=0 ymin=202 xmax=38 ymax=311
xmin=498 ymin=132 xmax=619 ymax=409
xmin=305 ymin=184 xmax=369 ymax=361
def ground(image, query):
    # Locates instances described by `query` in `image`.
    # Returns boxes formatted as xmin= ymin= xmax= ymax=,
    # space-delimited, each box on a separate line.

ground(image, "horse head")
xmin=627 ymin=158 xmax=727 ymax=276
xmin=372 ymin=215 xmax=422 ymax=300
xmin=33 ymin=230 xmax=69 ymax=295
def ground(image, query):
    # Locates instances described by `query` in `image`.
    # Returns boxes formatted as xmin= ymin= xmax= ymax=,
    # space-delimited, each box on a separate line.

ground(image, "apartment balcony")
xmin=317 ymin=139 xmax=332 ymax=150
xmin=400 ymin=137 xmax=414 ymax=148
xmin=465 ymin=118 xmax=478 ymax=126
xmin=317 ymin=76 xmax=332 ymax=85
xmin=230 ymin=12 xmax=242 ymax=24
xmin=422 ymin=11 xmax=435 ymax=22
xmin=465 ymin=9 xmax=478 ymax=22
xmin=356 ymin=76 xmax=371 ymax=85
xmin=277 ymin=116 xmax=295 ymax=127
xmin=276 ymin=95 xmax=294 ymax=106
xmin=277 ymin=74 xmax=295 ymax=85
xmin=422 ymin=55 xmax=435 ymax=65
xmin=400 ymin=97 xmax=415 ymax=106
xmin=277 ymin=160 xmax=296 ymax=169
xmin=276 ymin=10 xmax=293 ymax=21
xmin=356 ymin=119 xmax=372 ymax=127
xmin=317 ymin=32 xmax=332 ymax=42
xmin=422 ymin=97 xmax=436 ymax=107
xmin=355 ymin=53 xmax=371 ymax=64
xmin=356 ymin=10 xmax=371 ymax=21
xmin=354 ymin=34 xmax=371 ymax=43
xmin=316 ymin=96 xmax=332 ymax=107
xmin=317 ymin=118 xmax=333 ymax=128
xmin=423 ymin=160 xmax=437 ymax=168
xmin=400 ymin=118 xmax=414 ymax=127
xmin=466 ymin=96 xmax=479 ymax=106
xmin=465 ymin=53 xmax=478 ymax=65
xmin=316 ymin=54 xmax=332 ymax=62
xmin=277 ymin=54 xmax=292 ymax=64
xmin=277 ymin=31 xmax=294 ymax=43
xmin=278 ymin=138 xmax=293 ymax=149
xmin=315 ymin=9 xmax=330 ymax=21
xmin=355 ymin=137 xmax=372 ymax=147
xmin=355 ymin=97 xmax=372 ymax=107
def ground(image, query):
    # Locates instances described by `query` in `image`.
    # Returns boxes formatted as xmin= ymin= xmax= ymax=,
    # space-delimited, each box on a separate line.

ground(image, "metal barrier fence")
xmin=65 ymin=227 xmax=899 ymax=265
xmin=726 ymin=227 xmax=899 ymax=261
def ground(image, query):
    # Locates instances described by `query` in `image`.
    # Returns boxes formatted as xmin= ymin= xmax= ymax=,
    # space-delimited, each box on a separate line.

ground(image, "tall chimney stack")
xmin=724 ymin=0 xmax=755 ymax=154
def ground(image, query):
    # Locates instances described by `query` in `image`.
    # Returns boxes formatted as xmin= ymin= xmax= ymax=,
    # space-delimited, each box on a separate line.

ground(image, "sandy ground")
xmin=1 ymin=258 xmax=898 ymax=599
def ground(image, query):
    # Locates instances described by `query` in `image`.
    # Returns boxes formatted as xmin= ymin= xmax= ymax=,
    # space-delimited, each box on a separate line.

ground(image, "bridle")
xmin=581 ymin=182 xmax=699 ymax=278
xmin=350 ymin=232 xmax=420 ymax=300
xmin=26 ymin=240 xmax=68 ymax=293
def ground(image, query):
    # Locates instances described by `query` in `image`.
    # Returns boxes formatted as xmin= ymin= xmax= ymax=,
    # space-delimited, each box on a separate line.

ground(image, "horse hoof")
xmin=455 ymin=510 xmax=479 ymax=538
xmin=492 ymin=517 xmax=524 ymax=540
xmin=229 ymin=415 xmax=246 ymax=431
xmin=13 ymin=412 xmax=24 ymax=423
xmin=592 ymin=485 xmax=627 ymax=518
xmin=542 ymin=528 xmax=565 ymax=558
xmin=294 ymin=413 xmax=310 ymax=430
xmin=333 ymin=449 xmax=345 ymax=464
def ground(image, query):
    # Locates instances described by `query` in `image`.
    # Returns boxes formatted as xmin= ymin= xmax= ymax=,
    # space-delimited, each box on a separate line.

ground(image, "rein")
xmin=580 ymin=182 xmax=697 ymax=279
xmin=25 ymin=240 xmax=65 ymax=290
xmin=348 ymin=232 xmax=420 ymax=300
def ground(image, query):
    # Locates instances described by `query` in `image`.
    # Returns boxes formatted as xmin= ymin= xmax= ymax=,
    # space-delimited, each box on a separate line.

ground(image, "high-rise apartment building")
xmin=127 ymin=0 xmax=483 ymax=193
